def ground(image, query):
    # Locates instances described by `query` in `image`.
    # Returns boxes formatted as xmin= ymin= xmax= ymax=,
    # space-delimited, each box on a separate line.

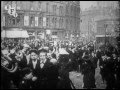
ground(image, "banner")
xmin=35 ymin=17 xmax=38 ymax=26
xmin=24 ymin=16 xmax=29 ymax=26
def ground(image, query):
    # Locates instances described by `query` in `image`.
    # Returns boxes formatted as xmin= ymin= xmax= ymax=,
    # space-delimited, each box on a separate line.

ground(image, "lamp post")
xmin=104 ymin=24 xmax=108 ymax=47
xmin=43 ymin=16 xmax=46 ymax=45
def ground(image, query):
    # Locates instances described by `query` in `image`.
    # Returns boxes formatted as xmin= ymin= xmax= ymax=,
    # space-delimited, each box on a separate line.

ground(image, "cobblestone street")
xmin=69 ymin=62 xmax=106 ymax=89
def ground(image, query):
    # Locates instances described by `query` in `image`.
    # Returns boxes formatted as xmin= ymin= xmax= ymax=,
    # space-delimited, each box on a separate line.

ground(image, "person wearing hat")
xmin=27 ymin=49 xmax=40 ymax=89
xmin=22 ymin=44 xmax=30 ymax=55
xmin=89 ymin=51 xmax=98 ymax=88
xmin=115 ymin=56 xmax=120 ymax=89
xmin=56 ymin=48 xmax=74 ymax=89
xmin=37 ymin=48 xmax=59 ymax=89
xmin=81 ymin=50 xmax=96 ymax=89
xmin=112 ymin=50 xmax=119 ymax=89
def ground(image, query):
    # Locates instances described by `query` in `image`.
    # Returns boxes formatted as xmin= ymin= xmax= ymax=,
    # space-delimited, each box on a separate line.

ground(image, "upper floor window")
xmin=66 ymin=5 xmax=69 ymax=15
xmin=53 ymin=5 xmax=57 ymax=15
xmin=54 ymin=17 xmax=57 ymax=28
xmin=30 ymin=15 xmax=34 ymax=27
xmin=46 ymin=2 xmax=49 ymax=13
xmin=46 ymin=17 xmax=50 ymax=28
xmin=16 ymin=13 xmax=23 ymax=26
xmin=5 ymin=13 xmax=23 ymax=27
xmin=39 ymin=17 xmax=43 ymax=27
xmin=59 ymin=6 xmax=63 ymax=15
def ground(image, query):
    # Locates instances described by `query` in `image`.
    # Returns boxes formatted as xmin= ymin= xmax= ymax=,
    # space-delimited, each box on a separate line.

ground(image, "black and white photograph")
xmin=1 ymin=1 xmax=120 ymax=89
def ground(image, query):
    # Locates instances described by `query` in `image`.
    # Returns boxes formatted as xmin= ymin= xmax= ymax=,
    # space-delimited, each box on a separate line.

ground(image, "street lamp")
xmin=43 ymin=16 xmax=46 ymax=45
xmin=104 ymin=24 xmax=108 ymax=46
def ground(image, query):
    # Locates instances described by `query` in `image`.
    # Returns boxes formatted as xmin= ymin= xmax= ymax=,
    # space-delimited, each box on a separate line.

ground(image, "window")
xmin=59 ymin=18 xmax=61 ymax=28
xmin=12 ymin=16 xmax=16 ymax=26
xmin=46 ymin=2 xmax=49 ymax=13
xmin=71 ymin=6 xmax=74 ymax=16
xmin=66 ymin=5 xmax=69 ymax=15
xmin=30 ymin=15 xmax=34 ymax=27
xmin=53 ymin=5 xmax=57 ymax=15
xmin=54 ymin=17 xmax=57 ymax=28
xmin=66 ymin=19 xmax=68 ymax=29
xmin=46 ymin=17 xmax=49 ymax=28
xmin=61 ymin=18 xmax=63 ymax=28
xmin=39 ymin=17 xmax=43 ymax=27
xmin=16 ymin=13 xmax=22 ymax=26
xmin=52 ymin=17 xmax=55 ymax=27
xmin=39 ymin=2 xmax=41 ymax=11
xmin=59 ymin=6 xmax=63 ymax=15
xmin=52 ymin=32 xmax=57 ymax=35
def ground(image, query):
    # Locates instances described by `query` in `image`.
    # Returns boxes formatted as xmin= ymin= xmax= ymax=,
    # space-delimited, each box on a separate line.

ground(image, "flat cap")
xmin=38 ymin=48 xmax=48 ymax=54
xmin=29 ymin=49 xmax=38 ymax=54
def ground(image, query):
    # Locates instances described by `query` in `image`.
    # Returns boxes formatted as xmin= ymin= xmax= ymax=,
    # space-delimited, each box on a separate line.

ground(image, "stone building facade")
xmin=80 ymin=1 xmax=119 ymax=44
xmin=1 ymin=1 xmax=80 ymax=41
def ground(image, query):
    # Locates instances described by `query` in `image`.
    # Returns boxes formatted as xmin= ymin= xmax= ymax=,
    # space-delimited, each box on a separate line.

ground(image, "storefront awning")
xmin=1 ymin=28 xmax=29 ymax=38
xmin=95 ymin=35 xmax=112 ymax=37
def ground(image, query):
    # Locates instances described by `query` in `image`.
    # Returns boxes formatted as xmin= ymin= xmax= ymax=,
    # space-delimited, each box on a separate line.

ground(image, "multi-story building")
xmin=80 ymin=1 xmax=119 ymax=46
xmin=1 ymin=1 xmax=80 ymax=41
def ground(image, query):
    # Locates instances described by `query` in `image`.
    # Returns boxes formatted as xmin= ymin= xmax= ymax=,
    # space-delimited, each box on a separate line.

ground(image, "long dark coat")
xmin=36 ymin=59 xmax=59 ymax=89
xmin=57 ymin=55 xmax=72 ymax=89
xmin=81 ymin=57 xmax=96 ymax=89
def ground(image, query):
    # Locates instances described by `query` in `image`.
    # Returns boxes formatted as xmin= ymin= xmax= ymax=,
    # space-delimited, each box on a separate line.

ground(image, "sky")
xmin=80 ymin=1 xmax=97 ymax=11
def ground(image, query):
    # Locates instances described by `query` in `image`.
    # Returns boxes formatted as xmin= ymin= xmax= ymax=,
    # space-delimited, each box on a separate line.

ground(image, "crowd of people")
xmin=1 ymin=38 xmax=120 ymax=89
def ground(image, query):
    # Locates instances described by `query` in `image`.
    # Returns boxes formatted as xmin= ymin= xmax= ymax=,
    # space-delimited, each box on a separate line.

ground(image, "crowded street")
xmin=1 ymin=1 xmax=120 ymax=89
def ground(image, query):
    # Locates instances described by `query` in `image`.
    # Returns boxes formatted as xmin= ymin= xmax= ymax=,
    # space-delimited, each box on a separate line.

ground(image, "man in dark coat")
xmin=57 ymin=54 xmax=73 ymax=89
xmin=37 ymin=48 xmax=59 ymax=89
xmin=115 ymin=56 xmax=120 ymax=89
xmin=104 ymin=51 xmax=115 ymax=89
xmin=112 ymin=52 xmax=119 ymax=89
xmin=27 ymin=49 xmax=40 ymax=89
xmin=81 ymin=51 xmax=96 ymax=89
xmin=90 ymin=51 xmax=98 ymax=88
xmin=97 ymin=49 xmax=106 ymax=83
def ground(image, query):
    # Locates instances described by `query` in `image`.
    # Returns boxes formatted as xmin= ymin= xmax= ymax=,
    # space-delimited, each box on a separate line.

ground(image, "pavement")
xmin=69 ymin=61 xmax=106 ymax=89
